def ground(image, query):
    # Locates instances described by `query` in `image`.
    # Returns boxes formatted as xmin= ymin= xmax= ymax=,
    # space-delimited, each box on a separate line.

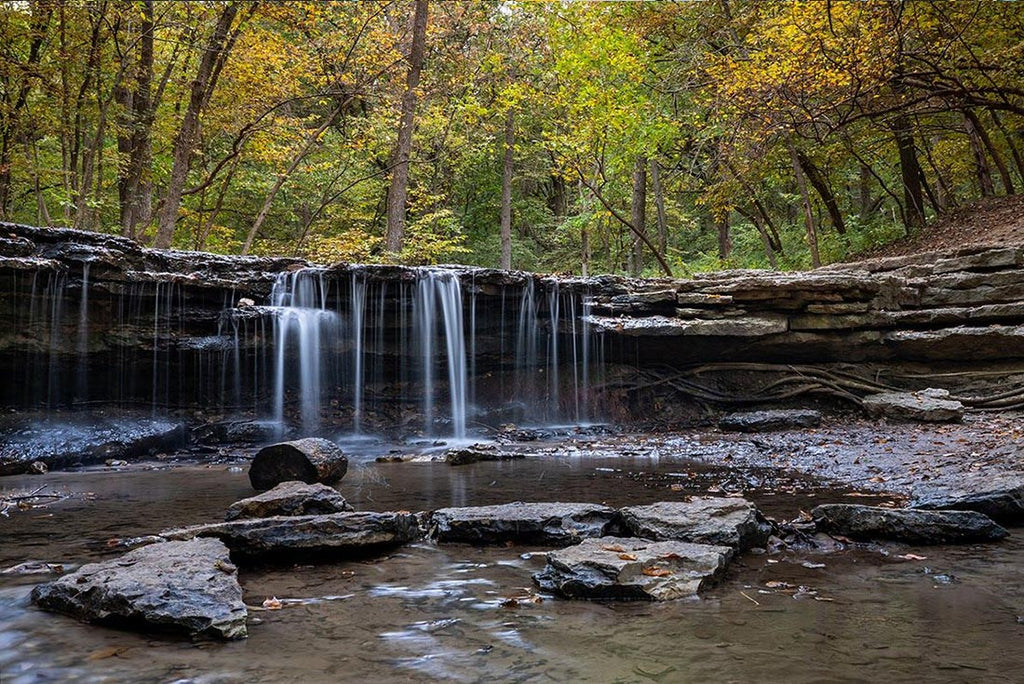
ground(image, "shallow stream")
xmin=2 ymin=434 xmax=1023 ymax=683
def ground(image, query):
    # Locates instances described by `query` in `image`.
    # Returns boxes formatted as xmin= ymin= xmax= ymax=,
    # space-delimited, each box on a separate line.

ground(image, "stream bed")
xmin=2 ymin=432 xmax=1023 ymax=683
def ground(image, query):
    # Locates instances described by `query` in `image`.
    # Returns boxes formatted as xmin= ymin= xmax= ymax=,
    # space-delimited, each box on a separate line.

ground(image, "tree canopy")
xmin=1 ymin=0 xmax=1022 ymax=274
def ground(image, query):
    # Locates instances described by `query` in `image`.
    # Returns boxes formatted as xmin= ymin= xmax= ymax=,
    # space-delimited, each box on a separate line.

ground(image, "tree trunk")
xmin=963 ymin=109 xmax=1014 ymax=195
xmin=153 ymin=2 xmax=241 ymax=248
xmin=795 ymin=149 xmax=846 ymax=234
xmin=892 ymin=113 xmax=926 ymax=231
xmin=499 ymin=107 xmax=513 ymax=270
xmin=630 ymin=157 xmax=647 ymax=276
xmin=989 ymin=109 xmax=1024 ymax=186
xmin=789 ymin=138 xmax=820 ymax=267
xmin=964 ymin=111 xmax=996 ymax=198
xmin=716 ymin=213 xmax=731 ymax=261
xmin=117 ymin=0 xmax=154 ymax=239
xmin=650 ymin=158 xmax=667 ymax=258
xmin=385 ymin=0 xmax=429 ymax=254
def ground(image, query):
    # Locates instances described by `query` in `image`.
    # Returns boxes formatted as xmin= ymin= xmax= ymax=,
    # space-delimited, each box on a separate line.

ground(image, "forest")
xmin=1 ymin=0 xmax=1023 ymax=275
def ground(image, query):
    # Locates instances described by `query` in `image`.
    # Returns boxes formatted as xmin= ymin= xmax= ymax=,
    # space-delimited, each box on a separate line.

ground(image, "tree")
xmin=385 ymin=0 xmax=428 ymax=254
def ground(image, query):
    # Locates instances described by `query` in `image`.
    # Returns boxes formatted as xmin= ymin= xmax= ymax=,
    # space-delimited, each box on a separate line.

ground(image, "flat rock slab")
xmin=862 ymin=388 xmax=964 ymax=423
xmin=533 ymin=536 xmax=734 ymax=601
xmin=225 ymin=481 xmax=353 ymax=521
xmin=428 ymin=502 xmax=619 ymax=546
xmin=910 ymin=476 xmax=1024 ymax=525
xmin=0 ymin=416 xmax=187 ymax=476
xmin=248 ymin=438 xmax=348 ymax=491
xmin=619 ymin=498 xmax=773 ymax=551
xmin=31 ymin=538 xmax=246 ymax=640
xmin=718 ymin=409 xmax=821 ymax=433
xmin=162 ymin=511 xmax=421 ymax=558
xmin=443 ymin=443 xmax=523 ymax=466
xmin=812 ymin=504 xmax=1008 ymax=544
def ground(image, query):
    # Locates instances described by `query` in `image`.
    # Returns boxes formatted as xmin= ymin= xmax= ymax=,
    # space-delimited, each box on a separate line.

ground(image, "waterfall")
xmin=269 ymin=269 xmax=338 ymax=435
xmin=413 ymin=271 xmax=468 ymax=438
xmin=351 ymin=273 xmax=366 ymax=433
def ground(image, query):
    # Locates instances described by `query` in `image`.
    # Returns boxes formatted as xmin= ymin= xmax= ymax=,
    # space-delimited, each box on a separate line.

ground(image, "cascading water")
xmin=5 ymin=255 xmax=604 ymax=437
xmin=268 ymin=270 xmax=338 ymax=435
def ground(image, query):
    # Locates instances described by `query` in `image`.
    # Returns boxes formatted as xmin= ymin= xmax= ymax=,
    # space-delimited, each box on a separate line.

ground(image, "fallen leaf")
xmin=897 ymin=553 xmax=928 ymax=561
xmin=765 ymin=581 xmax=792 ymax=589
xmin=642 ymin=567 xmax=673 ymax=577
xmin=262 ymin=597 xmax=283 ymax=610
xmin=618 ymin=553 xmax=638 ymax=561
xmin=601 ymin=544 xmax=626 ymax=553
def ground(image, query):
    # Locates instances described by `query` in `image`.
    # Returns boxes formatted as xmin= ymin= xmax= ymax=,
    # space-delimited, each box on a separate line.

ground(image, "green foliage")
xmin=1 ymin=1 xmax=1023 ymax=275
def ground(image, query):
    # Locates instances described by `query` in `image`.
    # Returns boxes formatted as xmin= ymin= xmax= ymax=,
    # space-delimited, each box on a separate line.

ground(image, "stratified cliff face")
xmin=2 ymin=222 xmax=1024 ymax=430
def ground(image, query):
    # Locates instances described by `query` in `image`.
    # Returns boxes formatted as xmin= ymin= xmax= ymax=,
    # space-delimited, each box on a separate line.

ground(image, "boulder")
xmin=161 ymin=511 xmax=421 ymax=559
xmin=428 ymin=502 xmax=619 ymax=546
xmin=862 ymin=388 xmax=964 ymax=423
xmin=193 ymin=420 xmax=279 ymax=446
xmin=443 ymin=443 xmax=522 ymax=466
xmin=533 ymin=536 xmax=734 ymax=601
xmin=225 ymin=481 xmax=352 ymax=521
xmin=718 ymin=409 xmax=821 ymax=433
xmin=248 ymin=438 xmax=348 ymax=491
xmin=31 ymin=538 xmax=246 ymax=640
xmin=619 ymin=498 xmax=773 ymax=551
xmin=910 ymin=476 xmax=1024 ymax=525
xmin=811 ymin=504 xmax=1008 ymax=544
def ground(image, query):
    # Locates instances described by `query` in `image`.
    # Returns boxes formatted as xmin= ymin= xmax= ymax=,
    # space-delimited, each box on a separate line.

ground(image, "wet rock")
xmin=31 ymin=538 xmax=247 ymax=640
xmin=443 ymin=443 xmax=522 ymax=466
xmin=533 ymin=536 xmax=734 ymax=601
xmin=192 ymin=420 xmax=280 ymax=446
xmin=104 ymin=459 xmax=128 ymax=467
xmin=910 ymin=476 xmax=1024 ymax=525
xmin=0 ymin=417 xmax=188 ymax=476
xmin=428 ymin=502 xmax=619 ymax=546
xmin=248 ymin=437 xmax=348 ymax=491
xmin=619 ymin=498 xmax=773 ymax=551
xmin=811 ymin=504 xmax=1008 ymax=544
xmin=861 ymin=389 xmax=964 ymax=422
xmin=225 ymin=481 xmax=353 ymax=520
xmin=1 ymin=561 xmax=65 ymax=575
xmin=28 ymin=460 xmax=48 ymax=474
xmin=718 ymin=409 xmax=821 ymax=433
xmin=161 ymin=511 xmax=421 ymax=559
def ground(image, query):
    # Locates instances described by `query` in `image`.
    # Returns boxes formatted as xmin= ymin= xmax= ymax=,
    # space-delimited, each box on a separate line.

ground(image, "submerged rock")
xmin=910 ymin=476 xmax=1024 ymax=525
xmin=811 ymin=503 xmax=1008 ymax=544
xmin=862 ymin=389 xmax=964 ymax=423
xmin=718 ymin=409 xmax=822 ymax=433
xmin=248 ymin=438 xmax=348 ymax=491
xmin=161 ymin=511 xmax=421 ymax=558
xmin=619 ymin=498 xmax=773 ymax=551
xmin=225 ymin=481 xmax=353 ymax=520
xmin=443 ymin=443 xmax=522 ymax=466
xmin=31 ymin=538 xmax=247 ymax=640
xmin=428 ymin=502 xmax=619 ymax=546
xmin=533 ymin=536 xmax=733 ymax=601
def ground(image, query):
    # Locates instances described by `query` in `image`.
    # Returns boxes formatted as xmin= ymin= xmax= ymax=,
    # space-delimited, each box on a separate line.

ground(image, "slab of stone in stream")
xmin=442 ymin=443 xmax=523 ymax=466
xmin=225 ymin=481 xmax=353 ymax=521
xmin=428 ymin=502 xmax=619 ymax=546
xmin=248 ymin=437 xmax=348 ymax=491
xmin=161 ymin=511 xmax=421 ymax=559
xmin=861 ymin=388 xmax=964 ymax=423
xmin=619 ymin=498 xmax=774 ymax=551
xmin=910 ymin=476 xmax=1024 ymax=525
xmin=31 ymin=538 xmax=247 ymax=640
xmin=718 ymin=409 xmax=821 ymax=433
xmin=533 ymin=536 xmax=734 ymax=601
xmin=811 ymin=504 xmax=1008 ymax=544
